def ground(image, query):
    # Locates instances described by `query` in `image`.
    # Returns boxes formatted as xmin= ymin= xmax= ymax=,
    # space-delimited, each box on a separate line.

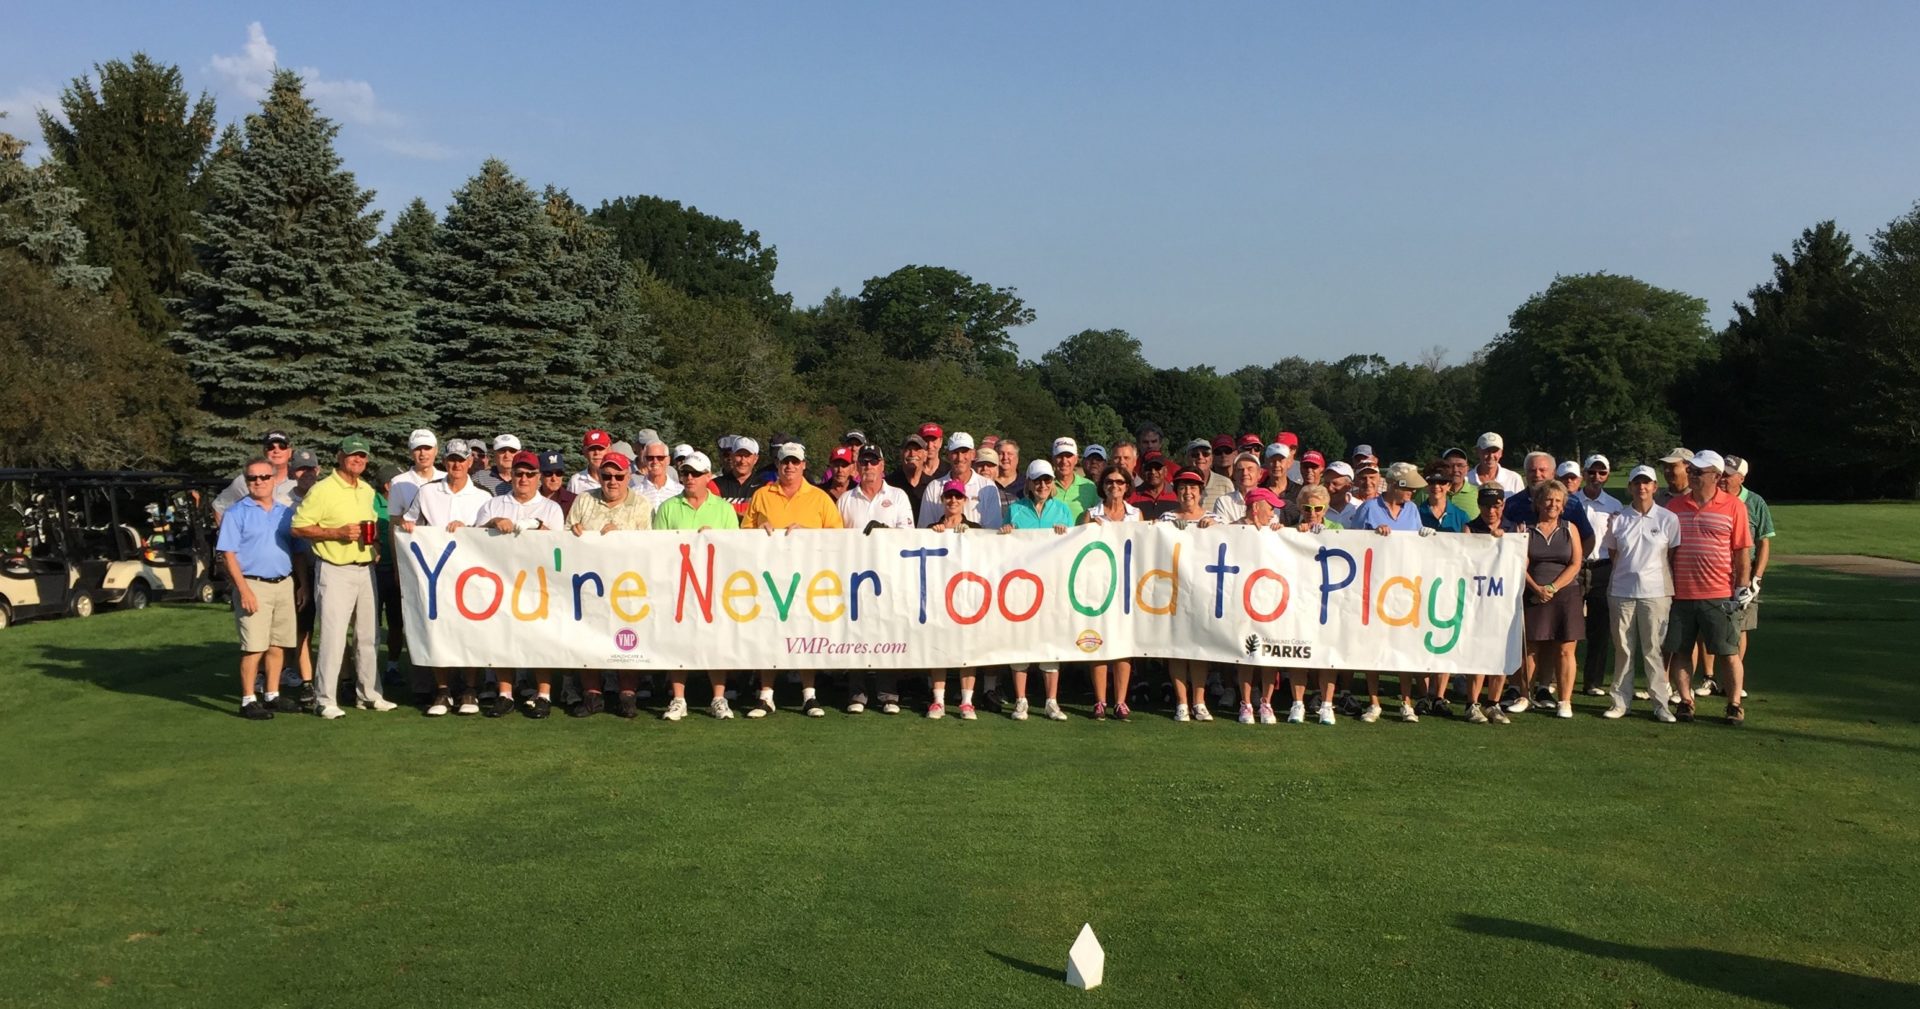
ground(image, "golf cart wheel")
xmin=124 ymin=582 xmax=151 ymax=611
xmin=197 ymin=582 xmax=217 ymax=605
xmin=69 ymin=590 xmax=95 ymax=619
xmin=0 ymin=601 xmax=11 ymax=631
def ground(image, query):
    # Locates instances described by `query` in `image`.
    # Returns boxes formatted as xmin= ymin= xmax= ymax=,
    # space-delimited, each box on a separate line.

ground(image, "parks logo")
xmin=1244 ymin=634 xmax=1312 ymax=660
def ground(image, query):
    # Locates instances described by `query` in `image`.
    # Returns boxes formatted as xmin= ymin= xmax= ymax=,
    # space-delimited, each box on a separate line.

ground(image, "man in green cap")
xmin=291 ymin=436 xmax=395 ymax=719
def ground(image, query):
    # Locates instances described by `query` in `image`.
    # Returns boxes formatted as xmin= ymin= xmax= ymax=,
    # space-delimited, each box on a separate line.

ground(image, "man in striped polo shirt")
xmin=1661 ymin=450 xmax=1754 ymax=724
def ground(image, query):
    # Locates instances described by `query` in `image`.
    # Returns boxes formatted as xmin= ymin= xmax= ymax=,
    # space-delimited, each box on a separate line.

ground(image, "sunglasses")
xmin=643 ymin=455 xmax=669 ymax=463
xmin=599 ymin=471 xmax=628 ymax=481
xmin=779 ymin=458 xmax=805 ymax=466
xmin=512 ymin=470 xmax=538 ymax=478
xmin=678 ymin=469 xmax=707 ymax=480
xmin=265 ymin=442 xmax=290 ymax=450
xmin=1102 ymin=479 xmax=1128 ymax=488
xmin=1301 ymin=505 xmax=1326 ymax=513
xmin=244 ymin=473 xmax=274 ymax=483
xmin=1030 ymin=476 xmax=1054 ymax=484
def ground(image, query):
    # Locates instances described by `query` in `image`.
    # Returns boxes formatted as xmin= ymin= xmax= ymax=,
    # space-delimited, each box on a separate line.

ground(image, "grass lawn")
xmin=1771 ymin=501 xmax=1920 ymax=563
xmin=2 ymin=567 xmax=1917 ymax=1008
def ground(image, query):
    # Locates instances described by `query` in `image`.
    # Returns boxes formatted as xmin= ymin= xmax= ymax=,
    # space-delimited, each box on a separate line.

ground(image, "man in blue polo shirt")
xmin=217 ymin=456 xmax=304 ymax=720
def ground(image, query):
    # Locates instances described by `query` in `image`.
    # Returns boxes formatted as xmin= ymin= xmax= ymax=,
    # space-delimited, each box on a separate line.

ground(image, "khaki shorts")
xmin=1739 ymin=600 xmax=1759 ymax=632
xmin=1664 ymin=598 xmax=1740 ymax=657
xmin=235 ymin=576 xmax=298 ymax=652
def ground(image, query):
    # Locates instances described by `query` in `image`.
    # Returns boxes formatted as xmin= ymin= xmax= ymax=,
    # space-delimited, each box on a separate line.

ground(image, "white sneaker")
xmin=1398 ymin=703 xmax=1419 ymax=723
xmin=1174 ymin=704 xmax=1191 ymax=723
xmin=1602 ymin=704 xmax=1628 ymax=719
xmin=317 ymin=705 xmax=346 ymax=720
xmin=1192 ymin=704 xmax=1214 ymax=722
xmin=1583 ymin=686 xmax=1608 ymax=696
xmin=1556 ymin=701 xmax=1574 ymax=719
xmin=1507 ymin=696 xmax=1531 ymax=714
xmin=1237 ymin=703 xmax=1256 ymax=725
xmin=1694 ymin=682 xmax=1714 ymax=697
xmin=846 ymin=693 xmax=867 ymax=715
xmin=709 ymin=698 xmax=734 ymax=719
xmin=1488 ymin=704 xmax=1511 ymax=725
xmin=926 ymin=702 xmax=945 ymax=720
xmin=1011 ymin=698 xmax=1030 ymax=721
xmin=1286 ymin=701 xmax=1305 ymax=724
xmin=1466 ymin=703 xmax=1488 ymax=724
xmin=425 ymin=698 xmax=450 ymax=717
xmin=456 ymin=697 xmax=480 ymax=716
xmin=1634 ymin=689 xmax=1651 ymax=700
xmin=1361 ymin=704 xmax=1381 ymax=724
xmin=1258 ymin=704 xmax=1277 ymax=725
xmin=661 ymin=697 xmax=688 ymax=722
xmin=881 ymin=700 xmax=901 ymax=715
xmin=1317 ymin=702 xmax=1336 ymax=726
xmin=356 ymin=697 xmax=398 ymax=712
xmin=1654 ymin=707 xmax=1677 ymax=723
xmin=1045 ymin=700 xmax=1068 ymax=721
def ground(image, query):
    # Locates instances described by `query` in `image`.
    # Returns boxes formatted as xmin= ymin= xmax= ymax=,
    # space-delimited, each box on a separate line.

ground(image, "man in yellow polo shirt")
xmin=745 ymin=442 xmax=843 ymax=718
xmin=292 ymin=436 xmax=395 ymax=719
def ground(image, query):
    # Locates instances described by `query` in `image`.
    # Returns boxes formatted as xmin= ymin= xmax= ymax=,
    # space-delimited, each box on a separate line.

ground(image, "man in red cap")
xmin=570 ymin=429 xmax=612 ymax=495
xmin=1275 ymin=432 xmax=1304 ymax=483
xmin=1127 ymin=451 xmax=1178 ymax=520
xmin=1298 ymin=449 xmax=1325 ymax=487
xmin=917 ymin=422 xmax=945 ymax=483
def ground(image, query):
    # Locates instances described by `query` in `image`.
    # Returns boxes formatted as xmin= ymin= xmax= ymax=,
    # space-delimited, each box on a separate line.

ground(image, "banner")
xmin=396 ymin=524 xmax=1526 ymax=673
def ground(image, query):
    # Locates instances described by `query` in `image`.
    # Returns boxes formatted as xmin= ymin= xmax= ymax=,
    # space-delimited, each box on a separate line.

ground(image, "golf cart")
xmin=0 ymin=470 xmax=106 ymax=629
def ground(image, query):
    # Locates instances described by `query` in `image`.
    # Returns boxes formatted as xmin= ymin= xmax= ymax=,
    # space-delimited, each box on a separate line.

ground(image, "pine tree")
xmin=544 ymin=187 xmax=666 ymax=440
xmin=1 ymin=117 xmax=110 ymax=290
xmin=39 ymin=53 xmax=217 ymax=341
xmin=378 ymin=197 xmax=440 ymax=293
xmin=418 ymin=160 xmax=597 ymax=450
xmin=172 ymin=70 xmax=427 ymax=470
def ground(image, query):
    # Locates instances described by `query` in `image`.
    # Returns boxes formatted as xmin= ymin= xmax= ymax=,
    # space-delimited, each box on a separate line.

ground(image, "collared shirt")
xmin=472 ymin=469 xmax=504 ymax=494
xmin=1469 ymin=465 xmax=1526 ymax=494
xmin=1580 ymin=488 xmax=1626 ymax=560
xmin=1504 ymin=488 xmax=1596 ymax=545
xmin=653 ymin=492 xmax=742 ymax=531
xmin=1419 ymin=500 xmax=1471 ymax=532
xmin=568 ymin=469 xmax=601 ymax=496
xmin=1211 ymin=489 xmax=1304 ymax=527
xmin=291 ymin=470 xmax=378 ymax=565
xmin=1329 ymin=495 xmax=1364 ymax=529
xmin=388 ymin=467 xmax=445 ymax=518
xmin=1127 ymin=486 xmax=1177 ymax=521
xmin=1055 ymin=473 xmax=1096 ymax=520
xmin=403 ymin=478 xmax=494 ymax=529
xmin=916 ymin=472 xmax=1003 ymax=529
xmin=838 ymin=483 xmax=916 ymax=531
xmin=885 ymin=467 xmax=931 ymax=501
xmin=1666 ymin=490 xmax=1752 ymax=600
xmin=1352 ymin=495 xmax=1425 ymax=532
xmin=1007 ymin=496 xmax=1074 ymax=529
xmin=213 ymin=471 xmax=297 ymax=519
xmin=1448 ymin=485 xmax=1481 ymax=520
xmin=1202 ymin=471 xmax=1234 ymax=512
xmin=216 ymin=496 xmax=294 ymax=578
xmin=714 ymin=471 xmax=768 ymax=521
xmin=567 ymin=489 xmax=654 ymax=531
xmin=634 ymin=474 xmax=684 ymax=508
xmin=748 ymin=481 xmax=845 ymax=530
xmin=1604 ymin=503 xmax=1682 ymax=598
xmin=1084 ymin=500 xmax=1142 ymax=524
xmin=474 ymin=493 xmax=566 ymax=532
xmin=1738 ymin=487 xmax=1776 ymax=563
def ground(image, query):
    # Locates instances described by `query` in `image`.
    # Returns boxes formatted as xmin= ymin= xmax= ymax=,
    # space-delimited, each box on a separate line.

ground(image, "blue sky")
xmin=7 ymin=2 xmax=1918 ymax=369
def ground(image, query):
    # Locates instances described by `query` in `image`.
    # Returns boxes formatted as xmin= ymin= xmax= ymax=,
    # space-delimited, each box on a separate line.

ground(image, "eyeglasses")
xmin=512 ymin=470 xmax=538 ymax=479
xmin=245 ymin=474 xmax=274 ymax=483
xmin=599 ymin=471 xmax=628 ymax=481
xmin=643 ymin=455 xmax=669 ymax=463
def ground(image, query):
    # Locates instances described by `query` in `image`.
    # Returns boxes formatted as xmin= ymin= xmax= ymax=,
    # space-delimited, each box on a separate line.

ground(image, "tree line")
xmin=3 ymin=53 xmax=1917 ymax=499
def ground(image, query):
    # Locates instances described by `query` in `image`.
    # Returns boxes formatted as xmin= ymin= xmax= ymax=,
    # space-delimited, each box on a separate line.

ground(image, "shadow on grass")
xmin=1457 ymin=915 xmax=1919 ymax=1008
xmin=986 ymin=949 xmax=1065 ymax=983
xmin=31 ymin=640 xmax=237 ymax=714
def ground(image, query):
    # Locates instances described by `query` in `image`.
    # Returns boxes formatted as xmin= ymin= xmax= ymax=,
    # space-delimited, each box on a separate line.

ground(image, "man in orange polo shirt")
xmin=745 ymin=442 xmax=844 ymax=718
xmin=1662 ymin=450 xmax=1754 ymax=724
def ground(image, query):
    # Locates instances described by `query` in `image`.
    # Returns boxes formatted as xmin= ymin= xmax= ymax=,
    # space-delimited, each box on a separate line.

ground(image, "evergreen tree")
xmin=418 ymin=159 xmax=596 ymax=450
xmin=39 ymin=53 xmax=217 ymax=341
xmin=378 ymin=197 xmax=440 ymax=294
xmin=1855 ymin=204 xmax=1920 ymax=497
xmin=172 ymin=70 xmax=427 ymax=469
xmin=1 ymin=117 xmax=109 ymax=290
xmin=544 ymin=187 xmax=666 ymax=440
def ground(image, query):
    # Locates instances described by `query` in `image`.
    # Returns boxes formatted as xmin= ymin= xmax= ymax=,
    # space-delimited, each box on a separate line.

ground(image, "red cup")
xmin=359 ymin=520 xmax=378 ymax=546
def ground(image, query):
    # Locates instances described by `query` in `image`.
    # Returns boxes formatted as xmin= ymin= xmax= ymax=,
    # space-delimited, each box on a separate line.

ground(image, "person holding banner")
xmin=839 ymin=446 xmax=914 ymax=716
xmin=473 ymin=451 xmax=567 ymax=718
xmin=1081 ymin=468 xmax=1140 ymax=720
xmin=561 ymin=450 xmax=658 ymax=719
xmin=1160 ymin=469 xmax=1216 ymax=722
xmin=1234 ymin=487 xmax=1287 ymax=724
xmin=1348 ymin=463 xmax=1434 ymax=723
xmin=1001 ymin=461 xmax=1074 ymax=721
xmin=746 ymin=443 xmax=845 ymax=718
xmin=1461 ymin=485 xmax=1513 ymax=724
xmin=924 ymin=480 xmax=982 ymax=719
xmin=399 ymin=439 xmax=494 ymax=716
xmin=1127 ymin=451 xmax=1177 ymax=519
xmin=1278 ymin=484 xmax=1340 ymax=724
xmin=1521 ymin=479 xmax=1585 ymax=719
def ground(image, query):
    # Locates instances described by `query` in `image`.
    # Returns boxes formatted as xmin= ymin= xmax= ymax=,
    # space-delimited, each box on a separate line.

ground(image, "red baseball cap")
xmin=1237 ymin=433 xmax=1263 ymax=449
xmin=830 ymin=445 xmax=856 ymax=465
xmin=583 ymin=429 xmax=611 ymax=449
xmin=1301 ymin=450 xmax=1326 ymax=467
xmin=1210 ymin=434 xmax=1234 ymax=451
xmin=1276 ymin=431 xmax=1300 ymax=448
xmin=599 ymin=451 xmax=631 ymax=472
xmin=918 ymin=422 xmax=943 ymax=442
xmin=1142 ymin=450 xmax=1168 ymax=467
xmin=1173 ymin=467 xmax=1207 ymax=486
xmin=511 ymin=450 xmax=540 ymax=471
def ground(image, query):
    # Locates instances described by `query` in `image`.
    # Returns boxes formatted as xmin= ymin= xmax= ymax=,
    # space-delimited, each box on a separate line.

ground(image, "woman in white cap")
xmin=1081 ymin=463 xmax=1141 ymax=721
xmin=1160 ymin=468 xmax=1216 ymax=721
xmin=1002 ymin=461 xmax=1073 ymax=721
xmin=926 ymin=480 xmax=982 ymax=719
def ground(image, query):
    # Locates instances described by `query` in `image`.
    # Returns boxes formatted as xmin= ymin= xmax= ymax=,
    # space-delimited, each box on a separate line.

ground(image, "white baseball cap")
xmin=1051 ymin=437 xmax=1078 ymax=457
xmin=1556 ymin=461 xmax=1580 ymax=478
xmin=946 ymin=432 xmax=975 ymax=452
xmin=442 ymin=438 xmax=473 ymax=460
xmin=1263 ymin=442 xmax=1292 ymax=461
xmin=1027 ymin=460 xmax=1056 ymax=481
xmin=1084 ymin=444 xmax=1108 ymax=460
xmin=679 ymin=451 xmax=712 ymax=474
xmin=776 ymin=442 xmax=807 ymax=462
xmin=1476 ymin=432 xmax=1504 ymax=451
xmin=1584 ymin=454 xmax=1611 ymax=471
xmin=634 ymin=428 xmax=661 ymax=446
xmin=1690 ymin=450 xmax=1726 ymax=473
xmin=671 ymin=442 xmax=694 ymax=463
xmin=1728 ymin=455 xmax=1750 ymax=477
xmin=732 ymin=436 xmax=760 ymax=456
xmin=1627 ymin=465 xmax=1658 ymax=483
xmin=408 ymin=429 xmax=437 ymax=450
xmin=493 ymin=434 xmax=521 ymax=451
xmin=1327 ymin=460 xmax=1356 ymax=479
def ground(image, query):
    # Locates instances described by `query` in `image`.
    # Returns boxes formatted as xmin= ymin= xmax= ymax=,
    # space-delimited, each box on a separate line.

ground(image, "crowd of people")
xmin=211 ymin=420 xmax=1774 ymax=728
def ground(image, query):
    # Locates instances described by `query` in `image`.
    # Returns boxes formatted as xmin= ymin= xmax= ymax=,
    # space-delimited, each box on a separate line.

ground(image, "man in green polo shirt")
xmin=1442 ymin=447 xmax=1480 ymax=520
xmin=1050 ymin=436 xmax=1095 ymax=520
xmin=653 ymin=452 xmax=741 ymax=532
xmin=291 ymin=436 xmax=395 ymax=719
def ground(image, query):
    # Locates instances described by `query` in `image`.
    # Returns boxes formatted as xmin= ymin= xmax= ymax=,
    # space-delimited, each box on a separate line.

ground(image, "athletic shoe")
xmin=846 ymin=693 xmax=867 ymax=715
xmin=569 ymin=693 xmax=603 ymax=718
xmin=1114 ymin=701 xmax=1131 ymax=722
xmin=1317 ymin=701 xmax=1336 ymax=726
xmin=927 ymin=702 xmax=946 ymax=720
xmin=1534 ymin=685 xmax=1556 ymax=705
xmin=1398 ymin=703 xmax=1419 ymax=723
xmin=1505 ymin=696 xmax=1532 ymax=715
xmin=1676 ymin=701 xmax=1696 ymax=723
xmin=1258 ymin=703 xmax=1277 ymax=725
xmin=1695 ymin=680 xmax=1716 ymax=698
xmin=1556 ymin=701 xmax=1573 ymax=719
xmin=1488 ymin=704 xmax=1511 ymax=724
xmin=356 ymin=697 xmax=399 ymax=712
xmin=747 ymin=699 xmax=774 ymax=719
xmin=1466 ymin=703 xmax=1488 ymax=725
xmin=1093 ymin=701 xmax=1107 ymax=720
xmin=241 ymin=698 xmax=273 ymax=720
xmin=317 ymin=705 xmax=346 ymax=720
xmin=1431 ymin=697 xmax=1454 ymax=719
xmin=486 ymin=695 xmax=514 ymax=718
xmin=426 ymin=693 xmax=452 ymax=717
xmin=616 ymin=692 xmax=639 ymax=719
xmin=1045 ymin=700 xmax=1069 ymax=721
xmin=1173 ymin=704 xmax=1190 ymax=723
xmin=879 ymin=696 xmax=901 ymax=715
xmin=1237 ymin=703 xmax=1256 ymax=725
xmin=272 ymin=693 xmax=300 ymax=713
xmin=1584 ymin=686 xmax=1608 ymax=696
xmin=1192 ymin=704 xmax=1214 ymax=722
xmin=1725 ymin=704 xmax=1745 ymax=726
xmin=1602 ymin=703 xmax=1627 ymax=719
xmin=528 ymin=696 xmax=552 ymax=719
xmin=1361 ymin=704 xmax=1381 ymax=724
xmin=709 ymin=697 xmax=735 ymax=719
xmin=1414 ymin=697 xmax=1432 ymax=716
xmin=456 ymin=694 xmax=480 ymax=716
xmin=299 ymin=682 xmax=317 ymax=712
xmin=1286 ymin=701 xmax=1305 ymax=724
xmin=979 ymin=689 xmax=1007 ymax=714
xmin=802 ymin=695 xmax=826 ymax=718
xmin=1336 ymin=690 xmax=1363 ymax=717
xmin=1654 ymin=707 xmax=1677 ymax=724
xmin=1011 ymin=698 xmax=1030 ymax=721
xmin=958 ymin=703 xmax=977 ymax=720
xmin=1634 ymin=689 xmax=1651 ymax=700
xmin=662 ymin=697 xmax=688 ymax=722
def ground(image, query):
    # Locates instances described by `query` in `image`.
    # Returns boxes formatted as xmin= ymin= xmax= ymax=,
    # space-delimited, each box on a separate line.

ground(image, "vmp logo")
xmin=614 ymin=628 xmax=639 ymax=652
xmin=1245 ymin=634 xmax=1313 ymax=661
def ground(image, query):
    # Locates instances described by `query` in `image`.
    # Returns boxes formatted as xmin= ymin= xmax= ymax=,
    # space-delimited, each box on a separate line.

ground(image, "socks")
xmin=243 ymin=693 xmax=258 ymax=704
xmin=264 ymin=691 xmax=278 ymax=702
xmin=759 ymin=688 xmax=774 ymax=703
xmin=538 ymin=691 xmax=551 ymax=700
xmin=802 ymin=687 xmax=817 ymax=701
xmin=960 ymin=688 xmax=973 ymax=705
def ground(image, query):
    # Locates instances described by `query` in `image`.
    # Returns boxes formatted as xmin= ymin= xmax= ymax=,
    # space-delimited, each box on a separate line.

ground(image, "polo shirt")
xmin=568 ymin=469 xmax=601 ymax=496
xmin=474 ymin=493 xmax=566 ymax=532
xmin=634 ymin=475 xmax=684 ymax=509
xmin=215 ymin=497 xmax=294 ymax=578
xmin=403 ymin=478 xmax=494 ymax=529
xmin=654 ymin=492 xmax=742 ymax=531
xmin=1738 ymin=487 xmax=1776 ymax=563
xmin=838 ymin=483 xmax=915 ymax=531
xmin=568 ymin=489 xmax=654 ymax=531
xmin=714 ymin=471 xmax=769 ymax=521
xmin=388 ymin=467 xmax=445 ymax=518
xmin=1007 ymin=496 xmax=1074 ymax=529
xmin=213 ymin=471 xmax=298 ymax=519
xmin=748 ymin=482 xmax=844 ymax=530
xmin=1329 ymin=495 xmax=1365 ymax=529
xmin=1055 ymin=473 xmax=1096 ymax=519
xmin=1201 ymin=471 xmax=1234 ymax=512
xmin=1084 ymin=501 xmax=1143 ymax=524
xmin=1604 ymin=503 xmax=1682 ymax=599
xmin=291 ymin=470 xmax=378 ymax=565
xmin=1468 ymin=465 xmax=1526 ymax=494
xmin=1127 ymin=487 xmax=1177 ymax=521
xmin=1666 ymin=490 xmax=1752 ymax=601
xmin=1448 ymin=485 xmax=1481 ymax=520
xmin=1352 ymin=496 xmax=1424 ymax=533
xmin=1580 ymin=488 xmax=1625 ymax=560
xmin=1419 ymin=500 xmax=1470 ymax=532
xmin=916 ymin=473 xmax=1003 ymax=529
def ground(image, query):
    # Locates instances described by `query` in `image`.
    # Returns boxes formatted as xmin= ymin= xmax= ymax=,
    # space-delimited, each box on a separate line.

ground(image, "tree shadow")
xmin=985 ymin=949 xmax=1065 ymax=983
xmin=32 ymin=639 xmax=246 ymax=714
xmin=1456 ymin=915 xmax=1919 ymax=1008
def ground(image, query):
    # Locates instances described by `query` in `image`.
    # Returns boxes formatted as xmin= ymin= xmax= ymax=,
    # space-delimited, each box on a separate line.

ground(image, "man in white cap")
xmin=1699 ymin=454 xmax=1773 ymax=699
xmin=714 ymin=436 xmax=764 ymax=523
xmin=472 ymin=450 xmax=567 ymax=717
xmin=1601 ymin=464 xmax=1681 ymax=721
xmin=1578 ymin=453 xmax=1625 ymax=695
xmin=1654 ymin=446 xmax=1692 ymax=507
xmin=1469 ymin=432 xmax=1525 ymax=494
xmin=835 ymin=443 xmax=916 ymax=716
xmin=1555 ymin=459 xmax=1583 ymax=495
xmin=399 ymin=438 xmax=494 ymax=716
xmin=1662 ymin=450 xmax=1754 ymax=724
xmin=1325 ymin=460 xmax=1361 ymax=528
xmin=1051 ymin=437 xmax=1095 ymax=520
xmin=388 ymin=429 xmax=444 ymax=520
xmin=569 ymin=429 xmax=613 ymax=495
xmin=474 ymin=434 xmax=520 ymax=494
xmin=917 ymin=432 xmax=1002 ymax=529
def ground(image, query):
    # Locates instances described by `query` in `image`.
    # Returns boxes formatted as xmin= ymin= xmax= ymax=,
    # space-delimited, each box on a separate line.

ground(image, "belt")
xmin=320 ymin=559 xmax=374 ymax=567
xmin=246 ymin=575 xmax=290 ymax=584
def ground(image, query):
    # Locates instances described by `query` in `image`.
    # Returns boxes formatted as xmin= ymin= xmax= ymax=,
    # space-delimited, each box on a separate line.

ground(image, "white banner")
xmin=396 ymin=525 xmax=1526 ymax=673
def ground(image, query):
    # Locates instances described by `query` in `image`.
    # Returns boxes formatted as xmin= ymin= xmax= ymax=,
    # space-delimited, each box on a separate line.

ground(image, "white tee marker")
xmin=1066 ymin=922 xmax=1104 ymax=990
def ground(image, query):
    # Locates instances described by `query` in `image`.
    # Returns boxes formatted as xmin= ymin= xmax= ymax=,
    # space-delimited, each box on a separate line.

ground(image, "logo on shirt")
xmin=614 ymin=628 xmax=638 ymax=652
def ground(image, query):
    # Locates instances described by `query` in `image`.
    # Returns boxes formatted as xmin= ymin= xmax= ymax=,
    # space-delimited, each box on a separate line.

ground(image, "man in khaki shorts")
xmin=217 ymin=457 xmax=304 ymax=720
